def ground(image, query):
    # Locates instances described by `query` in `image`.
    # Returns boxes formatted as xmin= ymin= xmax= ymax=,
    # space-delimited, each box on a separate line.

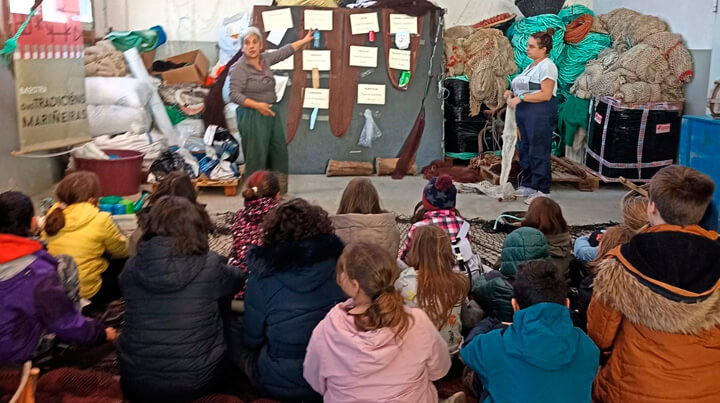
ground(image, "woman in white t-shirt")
xmin=505 ymin=28 xmax=559 ymax=203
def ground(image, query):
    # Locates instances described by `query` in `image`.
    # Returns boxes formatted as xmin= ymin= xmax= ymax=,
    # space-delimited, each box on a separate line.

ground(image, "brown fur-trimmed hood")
xmin=593 ymin=225 xmax=720 ymax=335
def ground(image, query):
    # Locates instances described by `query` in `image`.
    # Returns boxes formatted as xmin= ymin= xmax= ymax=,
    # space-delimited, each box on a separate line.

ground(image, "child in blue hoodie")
xmin=461 ymin=260 xmax=599 ymax=403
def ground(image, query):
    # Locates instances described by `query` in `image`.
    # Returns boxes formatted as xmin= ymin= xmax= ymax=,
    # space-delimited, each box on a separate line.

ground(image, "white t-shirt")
xmin=511 ymin=58 xmax=558 ymax=97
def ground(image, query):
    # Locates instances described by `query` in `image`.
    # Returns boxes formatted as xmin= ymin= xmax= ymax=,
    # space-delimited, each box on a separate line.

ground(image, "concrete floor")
xmin=196 ymin=175 xmax=626 ymax=225
xmin=33 ymin=175 xmax=627 ymax=225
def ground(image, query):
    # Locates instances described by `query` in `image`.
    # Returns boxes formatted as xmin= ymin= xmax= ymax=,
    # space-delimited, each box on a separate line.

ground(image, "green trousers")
xmin=236 ymin=106 xmax=289 ymax=177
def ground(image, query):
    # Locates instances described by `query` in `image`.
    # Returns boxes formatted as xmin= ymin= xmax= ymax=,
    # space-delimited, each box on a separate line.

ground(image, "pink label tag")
xmin=594 ymin=112 xmax=603 ymax=124
xmin=656 ymin=123 xmax=671 ymax=134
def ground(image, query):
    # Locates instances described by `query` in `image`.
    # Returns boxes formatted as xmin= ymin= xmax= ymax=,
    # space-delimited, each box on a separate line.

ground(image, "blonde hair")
xmin=405 ymin=226 xmax=469 ymax=330
xmin=621 ymin=190 xmax=649 ymax=233
xmin=337 ymin=242 xmax=411 ymax=339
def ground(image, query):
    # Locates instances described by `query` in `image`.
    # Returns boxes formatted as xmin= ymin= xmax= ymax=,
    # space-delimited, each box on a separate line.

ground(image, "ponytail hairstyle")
xmin=337 ymin=242 xmax=412 ymax=339
xmin=530 ymin=28 xmax=555 ymax=55
xmin=242 ymin=170 xmax=280 ymax=202
xmin=45 ymin=171 xmax=100 ymax=236
xmin=405 ymin=225 xmax=470 ymax=329
xmin=203 ymin=49 xmax=244 ymax=128
xmin=0 ymin=191 xmax=35 ymax=236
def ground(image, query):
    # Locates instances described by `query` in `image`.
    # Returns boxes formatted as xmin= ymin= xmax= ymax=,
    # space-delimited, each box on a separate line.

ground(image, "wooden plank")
xmin=326 ymin=160 xmax=373 ymax=177
xmin=376 ymin=158 xmax=417 ymax=176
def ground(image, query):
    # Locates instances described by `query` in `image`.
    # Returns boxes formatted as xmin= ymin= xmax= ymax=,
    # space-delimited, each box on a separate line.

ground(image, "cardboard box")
xmin=140 ymin=49 xmax=157 ymax=73
xmin=158 ymin=50 xmax=210 ymax=85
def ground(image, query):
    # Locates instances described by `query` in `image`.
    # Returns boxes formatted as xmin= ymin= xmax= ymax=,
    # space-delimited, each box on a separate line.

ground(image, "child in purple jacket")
xmin=0 ymin=191 xmax=115 ymax=364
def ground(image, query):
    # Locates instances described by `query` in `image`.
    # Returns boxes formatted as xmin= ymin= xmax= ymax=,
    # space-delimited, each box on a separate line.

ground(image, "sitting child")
xmin=118 ymin=196 xmax=244 ymax=401
xmin=461 ymin=260 xmax=599 ymax=403
xmin=0 ymin=191 xmax=115 ymax=364
xmin=43 ymin=172 xmax=129 ymax=305
xmin=396 ymin=225 xmax=469 ymax=354
xmin=304 ymin=242 xmax=451 ymax=402
xmin=129 ymin=170 xmax=207 ymax=255
xmin=228 ymin=171 xmax=280 ymax=276
xmin=522 ymin=197 xmax=572 ymax=278
xmin=588 ymin=166 xmax=720 ymax=402
xmin=570 ymin=225 xmax=634 ymax=331
xmin=400 ymin=175 xmax=471 ymax=261
xmin=332 ymin=177 xmax=401 ymax=255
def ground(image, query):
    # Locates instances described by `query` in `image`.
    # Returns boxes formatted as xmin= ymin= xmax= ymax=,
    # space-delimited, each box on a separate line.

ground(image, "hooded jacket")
xmin=304 ymin=299 xmax=452 ymax=403
xmin=44 ymin=202 xmax=129 ymax=298
xmin=461 ymin=303 xmax=599 ymax=403
xmin=0 ymin=235 xmax=106 ymax=364
xmin=118 ymin=236 xmax=244 ymax=395
xmin=332 ymin=213 xmax=401 ymax=256
xmin=242 ymin=234 xmax=346 ymax=400
xmin=500 ymin=227 xmax=550 ymax=281
xmin=544 ymin=231 xmax=572 ymax=278
xmin=588 ymin=225 xmax=720 ymax=403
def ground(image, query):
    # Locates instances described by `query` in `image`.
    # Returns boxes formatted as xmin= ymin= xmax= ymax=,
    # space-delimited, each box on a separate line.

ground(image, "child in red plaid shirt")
xmin=399 ymin=175 xmax=471 ymax=260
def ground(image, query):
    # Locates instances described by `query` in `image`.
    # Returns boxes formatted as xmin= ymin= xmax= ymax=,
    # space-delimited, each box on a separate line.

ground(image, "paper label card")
xmin=390 ymin=14 xmax=419 ymax=34
xmin=304 ymin=10 xmax=333 ymax=31
xmin=350 ymin=13 xmax=380 ymax=35
xmin=262 ymin=9 xmax=294 ymax=32
xmin=267 ymin=29 xmax=287 ymax=46
xmin=303 ymin=88 xmax=330 ymax=109
xmin=349 ymin=46 xmax=378 ymax=68
xmin=269 ymin=50 xmax=294 ymax=70
xmin=303 ymin=50 xmax=331 ymax=71
xmin=357 ymin=84 xmax=386 ymax=105
xmin=388 ymin=49 xmax=411 ymax=70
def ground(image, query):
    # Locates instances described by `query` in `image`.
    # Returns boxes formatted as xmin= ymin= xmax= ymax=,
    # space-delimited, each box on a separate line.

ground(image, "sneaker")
xmin=525 ymin=190 xmax=549 ymax=205
xmin=514 ymin=186 xmax=537 ymax=197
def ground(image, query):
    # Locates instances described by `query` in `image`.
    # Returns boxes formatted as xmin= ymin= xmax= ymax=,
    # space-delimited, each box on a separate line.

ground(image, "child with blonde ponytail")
xmin=304 ymin=242 xmax=451 ymax=403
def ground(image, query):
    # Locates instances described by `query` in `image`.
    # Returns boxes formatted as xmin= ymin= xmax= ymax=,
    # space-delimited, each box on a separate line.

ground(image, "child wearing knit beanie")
xmin=399 ymin=175 xmax=470 ymax=260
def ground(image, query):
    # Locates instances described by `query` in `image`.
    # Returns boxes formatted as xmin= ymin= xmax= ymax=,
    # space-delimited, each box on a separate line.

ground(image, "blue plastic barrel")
xmin=678 ymin=116 xmax=720 ymax=230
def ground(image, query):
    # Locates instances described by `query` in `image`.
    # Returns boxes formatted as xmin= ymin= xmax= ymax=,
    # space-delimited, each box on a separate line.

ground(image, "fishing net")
xmin=463 ymin=28 xmax=517 ymax=114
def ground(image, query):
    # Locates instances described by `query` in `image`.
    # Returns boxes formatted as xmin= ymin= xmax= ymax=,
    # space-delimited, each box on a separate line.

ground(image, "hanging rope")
xmin=507 ymin=14 xmax=566 ymax=83
xmin=564 ymin=14 xmax=593 ymax=44
xmin=1 ymin=8 xmax=38 ymax=66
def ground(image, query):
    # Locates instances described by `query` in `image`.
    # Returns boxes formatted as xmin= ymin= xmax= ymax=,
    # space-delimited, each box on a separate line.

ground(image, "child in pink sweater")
xmin=303 ymin=242 xmax=451 ymax=403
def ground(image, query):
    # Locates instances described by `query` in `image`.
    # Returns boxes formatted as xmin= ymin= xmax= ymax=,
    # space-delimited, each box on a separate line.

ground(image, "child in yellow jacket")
xmin=44 ymin=172 xmax=129 ymax=303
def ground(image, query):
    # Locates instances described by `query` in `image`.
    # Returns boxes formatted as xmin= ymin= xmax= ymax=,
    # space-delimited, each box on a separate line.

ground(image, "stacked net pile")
xmin=572 ymin=8 xmax=693 ymax=103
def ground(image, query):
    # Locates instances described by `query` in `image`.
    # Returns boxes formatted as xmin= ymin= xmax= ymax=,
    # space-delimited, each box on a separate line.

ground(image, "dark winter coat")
xmin=0 ymin=235 xmax=106 ymax=364
xmin=471 ymin=270 xmax=514 ymax=323
xmin=118 ymin=236 xmax=244 ymax=397
xmin=242 ymin=234 xmax=346 ymax=400
xmin=588 ymin=225 xmax=720 ymax=403
xmin=499 ymin=227 xmax=550 ymax=280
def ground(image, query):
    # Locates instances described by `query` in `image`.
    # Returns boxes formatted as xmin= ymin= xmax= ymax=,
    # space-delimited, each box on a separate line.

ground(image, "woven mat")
xmin=208 ymin=213 xmax=612 ymax=264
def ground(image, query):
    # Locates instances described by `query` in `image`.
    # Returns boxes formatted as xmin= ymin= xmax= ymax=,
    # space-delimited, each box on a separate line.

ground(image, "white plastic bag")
xmin=85 ymin=77 xmax=152 ymax=108
xmin=124 ymin=48 xmax=179 ymax=145
xmin=87 ymin=105 xmax=151 ymax=137
xmin=357 ymin=109 xmax=382 ymax=148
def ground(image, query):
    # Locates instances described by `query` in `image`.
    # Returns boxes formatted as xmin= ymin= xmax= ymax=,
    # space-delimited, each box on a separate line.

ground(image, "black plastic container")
xmin=585 ymin=97 xmax=683 ymax=182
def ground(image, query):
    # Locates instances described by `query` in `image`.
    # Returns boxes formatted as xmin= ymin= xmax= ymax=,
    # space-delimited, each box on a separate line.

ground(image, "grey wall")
xmin=272 ymin=11 xmax=444 ymax=174
xmin=0 ymin=65 xmax=63 ymax=195
xmin=686 ymin=49 xmax=712 ymax=116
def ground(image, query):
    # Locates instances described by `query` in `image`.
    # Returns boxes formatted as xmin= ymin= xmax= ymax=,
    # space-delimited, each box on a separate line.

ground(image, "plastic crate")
xmin=678 ymin=115 xmax=720 ymax=230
